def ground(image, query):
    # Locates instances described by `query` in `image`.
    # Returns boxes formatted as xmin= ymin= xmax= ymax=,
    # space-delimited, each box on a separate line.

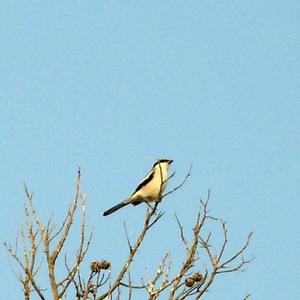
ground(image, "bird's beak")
xmin=169 ymin=159 xmax=173 ymax=164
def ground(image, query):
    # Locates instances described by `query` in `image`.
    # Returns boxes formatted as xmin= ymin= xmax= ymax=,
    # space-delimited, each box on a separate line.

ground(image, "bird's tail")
xmin=103 ymin=199 xmax=131 ymax=216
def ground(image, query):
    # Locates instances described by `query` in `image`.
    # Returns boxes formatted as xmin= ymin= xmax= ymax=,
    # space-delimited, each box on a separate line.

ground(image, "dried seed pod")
xmin=192 ymin=272 xmax=203 ymax=282
xmin=90 ymin=260 xmax=111 ymax=273
xmin=185 ymin=277 xmax=195 ymax=287
xmin=90 ymin=261 xmax=102 ymax=273
xmin=99 ymin=260 xmax=111 ymax=270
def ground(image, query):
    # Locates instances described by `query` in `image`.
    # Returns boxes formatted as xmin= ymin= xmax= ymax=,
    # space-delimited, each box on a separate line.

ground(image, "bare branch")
xmin=58 ymin=192 xmax=93 ymax=299
xmin=169 ymin=209 xmax=201 ymax=298
xmin=97 ymin=202 xmax=162 ymax=300
xmin=217 ymin=220 xmax=228 ymax=263
xmin=123 ymin=222 xmax=132 ymax=252
xmin=163 ymin=165 xmax=192 ymax=199
xmin=175 ymin=214 xmax=189 ymax=250
xmin=218 ymin=232 xmax=253 ymax=270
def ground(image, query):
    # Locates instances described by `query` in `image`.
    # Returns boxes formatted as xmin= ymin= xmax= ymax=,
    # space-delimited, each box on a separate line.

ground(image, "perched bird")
xmin=103 ymin=159 xmax=173 ymax=216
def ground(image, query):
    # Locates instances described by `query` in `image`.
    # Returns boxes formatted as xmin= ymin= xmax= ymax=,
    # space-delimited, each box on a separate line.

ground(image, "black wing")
xmin=132 ymin=169 xmax=155 ymax=195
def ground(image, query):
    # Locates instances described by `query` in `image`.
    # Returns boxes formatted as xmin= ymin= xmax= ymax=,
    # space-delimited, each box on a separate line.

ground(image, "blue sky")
xmin=1 ymin=2 xmax=299 ymax=299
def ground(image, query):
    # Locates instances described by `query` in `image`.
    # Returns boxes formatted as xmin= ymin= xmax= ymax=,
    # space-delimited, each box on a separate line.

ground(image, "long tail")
xmin=103 ymin=199 xmax=131 ymax=216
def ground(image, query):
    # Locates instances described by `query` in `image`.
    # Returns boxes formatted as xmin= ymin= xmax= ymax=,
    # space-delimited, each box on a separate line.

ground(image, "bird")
xmin=103 ymin=158 xmax=173 ymax=216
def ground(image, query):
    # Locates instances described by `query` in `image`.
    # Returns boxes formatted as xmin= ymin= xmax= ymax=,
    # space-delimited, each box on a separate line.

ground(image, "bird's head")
xmin=153 ymin=158 xmax=173 ymax=169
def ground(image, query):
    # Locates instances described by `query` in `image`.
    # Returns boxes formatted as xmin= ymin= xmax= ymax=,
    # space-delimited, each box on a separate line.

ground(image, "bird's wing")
xmin=131 ymin=169 xmax=155 ymax=195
